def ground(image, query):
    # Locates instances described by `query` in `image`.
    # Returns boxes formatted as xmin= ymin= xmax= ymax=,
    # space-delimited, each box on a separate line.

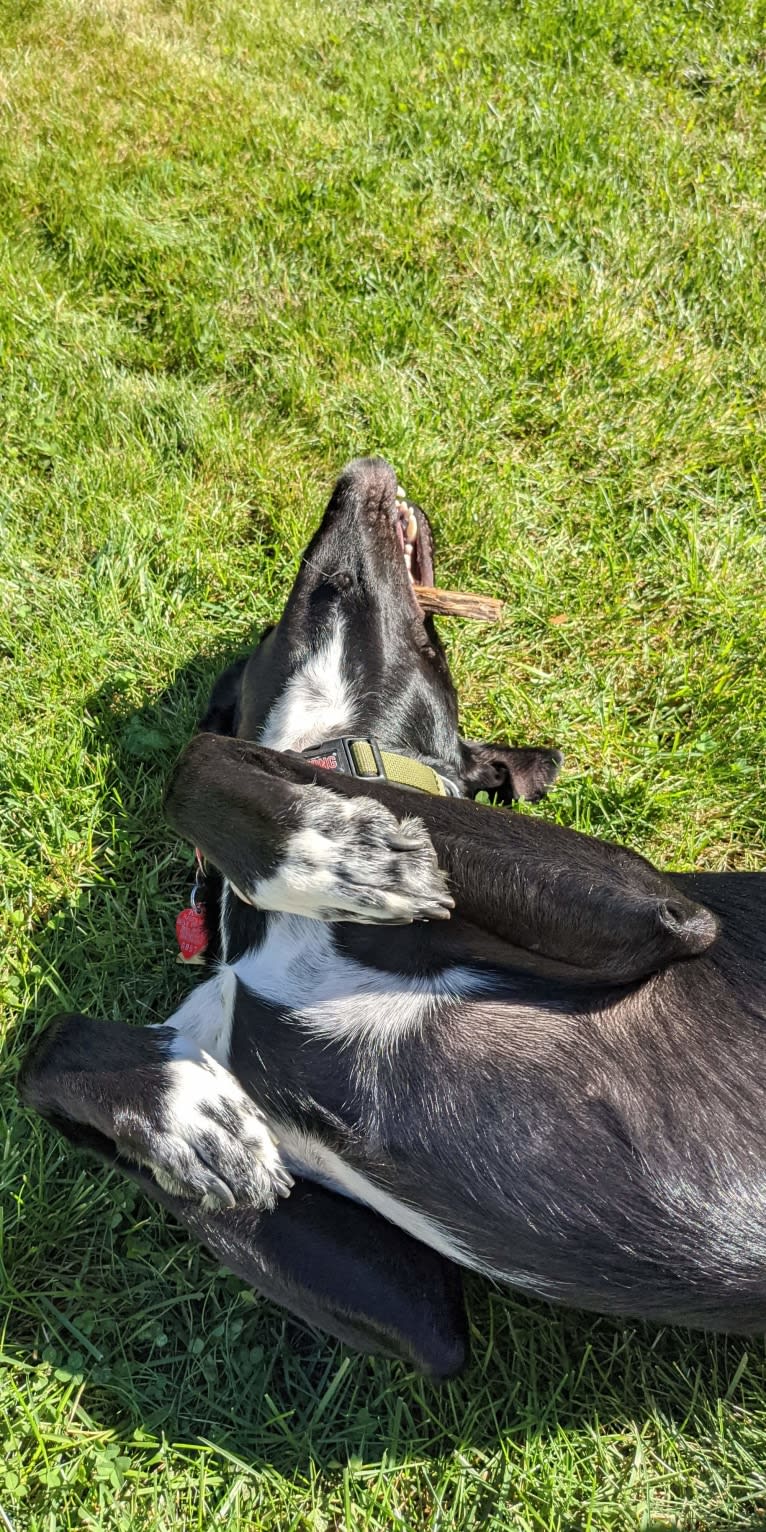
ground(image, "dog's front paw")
xmin=120 ymin=1051 xmax=293 ymax=1211
xmin=247 ymin=793 xmax=454 ymax=925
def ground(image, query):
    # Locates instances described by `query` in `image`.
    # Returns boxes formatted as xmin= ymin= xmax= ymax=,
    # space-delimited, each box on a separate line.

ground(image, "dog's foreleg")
xmin=20 ymin=1013 xmax=292 ymax=1210
xmin=20 ymin=1021 xmax=467 ymax=1375
xmin=165 ymin=736 xmax=453 ymax=925
xmin=167 ymin=737 xmax=719 ymax=982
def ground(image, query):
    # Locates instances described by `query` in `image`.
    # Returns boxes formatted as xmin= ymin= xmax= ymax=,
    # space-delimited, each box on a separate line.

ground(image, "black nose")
xmin=334 ymin=456 xmax=398 ymax=513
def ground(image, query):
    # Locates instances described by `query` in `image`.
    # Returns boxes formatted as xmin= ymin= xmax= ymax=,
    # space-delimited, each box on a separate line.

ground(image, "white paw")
xmin=246 ymin=792 xmax=454 ymax=925
xmin=120 ymin=1051 xmax=293 ymax=1211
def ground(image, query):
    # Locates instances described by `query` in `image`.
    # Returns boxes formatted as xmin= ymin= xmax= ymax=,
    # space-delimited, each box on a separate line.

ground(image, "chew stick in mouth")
xmin=412 ymin=586 xmax=505 ymax=622
xmin=394 ymin=486 xmax=503 ymax=621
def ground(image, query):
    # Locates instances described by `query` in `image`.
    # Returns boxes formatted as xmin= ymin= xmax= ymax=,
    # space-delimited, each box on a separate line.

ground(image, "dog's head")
xmin=201 ymin=457 xmax=560 ymax=804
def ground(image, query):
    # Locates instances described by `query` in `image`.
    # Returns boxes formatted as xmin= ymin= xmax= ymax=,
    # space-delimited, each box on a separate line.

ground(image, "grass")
xmin=1 ymin=0 xmax=765 ymax=1525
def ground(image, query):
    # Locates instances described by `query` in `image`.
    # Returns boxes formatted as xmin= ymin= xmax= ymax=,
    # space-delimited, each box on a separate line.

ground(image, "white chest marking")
xmin=165 ymin=964 xmax=238 ymax=1065
xmin=259 ymin=612 xmax=353 ymax=752
xmin=232 ymin=915 xmax=489 ymax=1050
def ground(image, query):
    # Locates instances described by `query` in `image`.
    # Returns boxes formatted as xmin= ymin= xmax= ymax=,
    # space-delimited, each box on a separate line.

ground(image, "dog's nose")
xmin=335 ymin=456 xmax=398 ymax=512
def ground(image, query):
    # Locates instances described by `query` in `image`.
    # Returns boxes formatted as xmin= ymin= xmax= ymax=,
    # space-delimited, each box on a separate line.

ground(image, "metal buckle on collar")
xmin=299 ymin=737 xmax=385 ymax=779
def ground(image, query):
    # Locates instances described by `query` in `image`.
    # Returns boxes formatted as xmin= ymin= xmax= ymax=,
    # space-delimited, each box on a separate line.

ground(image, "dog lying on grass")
xmin=22 ymin=458 xmax=765 ymax=1376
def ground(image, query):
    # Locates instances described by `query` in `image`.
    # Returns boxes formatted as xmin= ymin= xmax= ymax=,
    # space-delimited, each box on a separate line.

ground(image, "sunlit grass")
xmin=1 ymin=0 xmax=765 ymax=1526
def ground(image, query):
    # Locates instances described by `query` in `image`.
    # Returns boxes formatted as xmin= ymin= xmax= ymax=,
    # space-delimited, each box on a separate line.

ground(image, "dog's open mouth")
xmin=394 ymin=483 xmax=435 ymax=589
xmin=389 ymin=470 xmax=503 ymax=623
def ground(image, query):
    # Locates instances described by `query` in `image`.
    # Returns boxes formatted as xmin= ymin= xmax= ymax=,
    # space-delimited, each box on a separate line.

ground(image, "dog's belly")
xmin=162 ymin=902 xmax=766 ymax=1327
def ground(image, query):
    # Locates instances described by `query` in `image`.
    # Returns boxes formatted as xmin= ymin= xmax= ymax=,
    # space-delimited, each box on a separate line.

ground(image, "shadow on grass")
xmin=6 ymin=638 xmax=763 ymax=1486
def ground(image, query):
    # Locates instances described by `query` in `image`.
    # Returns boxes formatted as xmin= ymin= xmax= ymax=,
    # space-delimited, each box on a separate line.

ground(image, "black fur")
xmin=21 ymin=456 xmax=766 ymax=1369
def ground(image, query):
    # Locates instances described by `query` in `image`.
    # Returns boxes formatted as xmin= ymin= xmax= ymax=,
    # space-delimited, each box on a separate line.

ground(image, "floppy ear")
xmin=198 ymin=656 xmax=247 ymax=736
xmin=460 ymin=741 xmax=563 ymax=805
xmin=199 ymin=625 xmax=276 ymax=737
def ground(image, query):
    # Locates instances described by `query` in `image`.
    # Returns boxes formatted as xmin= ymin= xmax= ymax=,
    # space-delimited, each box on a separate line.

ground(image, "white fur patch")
xmin=233 ymin=915 xmax=488 ymax=1050
xmin=148 ymin=1043 xmax=292 ymax=1209
xmin=165 ymin=965 xmax=237 ymax=1065
xmin=259 ymin=613 xmax=353 ymax=751
xmin=248 ymin=793 xmax=453 ymax=925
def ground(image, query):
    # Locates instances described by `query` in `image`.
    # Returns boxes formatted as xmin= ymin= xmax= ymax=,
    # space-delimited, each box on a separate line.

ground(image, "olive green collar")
xmin=300 ymin=736 xmax=459 ymax=797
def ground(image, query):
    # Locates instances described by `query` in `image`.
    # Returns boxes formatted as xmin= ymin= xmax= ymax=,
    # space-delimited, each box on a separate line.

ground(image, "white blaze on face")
xmin=258 ymin=612 xmax=355 ymax=752
xmin=258 ymin=485 xmax=422 ymax=755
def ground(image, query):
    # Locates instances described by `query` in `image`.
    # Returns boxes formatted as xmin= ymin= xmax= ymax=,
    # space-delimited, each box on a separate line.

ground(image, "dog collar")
xmin=300 ymin=737 xmax=459 ymax=797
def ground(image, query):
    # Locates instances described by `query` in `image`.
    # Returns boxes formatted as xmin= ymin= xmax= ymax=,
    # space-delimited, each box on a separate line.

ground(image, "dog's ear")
xmin=198 ymin=624 xmax=276 ymax=738
xmin=198 ymin=655 xmax=249 ymax=737
xmin=460 ymin=742 xmax=563 ymax=805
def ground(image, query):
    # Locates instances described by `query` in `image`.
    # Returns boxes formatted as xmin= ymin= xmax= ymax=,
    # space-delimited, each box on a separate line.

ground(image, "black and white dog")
xmin=22 ymin=458 xmax=766 ymax=1377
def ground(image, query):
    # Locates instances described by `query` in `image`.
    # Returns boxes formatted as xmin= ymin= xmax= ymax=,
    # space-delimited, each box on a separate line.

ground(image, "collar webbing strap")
xmin=349 ymin=739 xmax=448 ymax=796
xmin=300 ymin=736 xmax=452 ymax=796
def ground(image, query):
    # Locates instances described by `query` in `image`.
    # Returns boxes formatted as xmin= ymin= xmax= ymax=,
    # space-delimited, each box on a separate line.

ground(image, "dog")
xmin=22 ymin=457 xmax=766 ymax=1378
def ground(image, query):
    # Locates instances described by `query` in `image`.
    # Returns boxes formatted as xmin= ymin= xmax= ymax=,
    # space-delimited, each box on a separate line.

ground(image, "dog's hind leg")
xmin=19 ymin=1019 xmax=467 ymax=1375
xmin=127 ymin=1169 xmax=467 ymax=1375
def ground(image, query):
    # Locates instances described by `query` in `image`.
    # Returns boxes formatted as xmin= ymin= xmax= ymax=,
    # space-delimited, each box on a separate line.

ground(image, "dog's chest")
xmin=228 ymin=912 xmax=469 ymax=1049
xmin=224 ymin=912 xmax=485 ymax=1271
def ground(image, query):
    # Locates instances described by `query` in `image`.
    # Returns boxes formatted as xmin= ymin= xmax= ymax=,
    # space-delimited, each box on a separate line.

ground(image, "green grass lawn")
xmin=1 ymin=0 xmax=765 ymax=1526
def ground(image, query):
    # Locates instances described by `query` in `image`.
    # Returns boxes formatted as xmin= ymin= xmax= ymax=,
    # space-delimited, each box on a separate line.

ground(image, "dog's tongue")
xmin=413 ymin=586 xmax=504 ymax=622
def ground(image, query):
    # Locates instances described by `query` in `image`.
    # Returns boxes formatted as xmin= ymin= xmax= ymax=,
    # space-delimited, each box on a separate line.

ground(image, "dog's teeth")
xmin=405 ymin=511 xmax=418 ymax=542
xmin=396 ymin=484 xmax=407 ymax=501
xmin=403 ymin=548 xmax=412 ymax=570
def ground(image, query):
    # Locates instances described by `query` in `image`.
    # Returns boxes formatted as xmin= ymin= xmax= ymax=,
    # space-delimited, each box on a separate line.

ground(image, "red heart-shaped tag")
xmin=175 ymin=904 xmax=208 ymax=961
